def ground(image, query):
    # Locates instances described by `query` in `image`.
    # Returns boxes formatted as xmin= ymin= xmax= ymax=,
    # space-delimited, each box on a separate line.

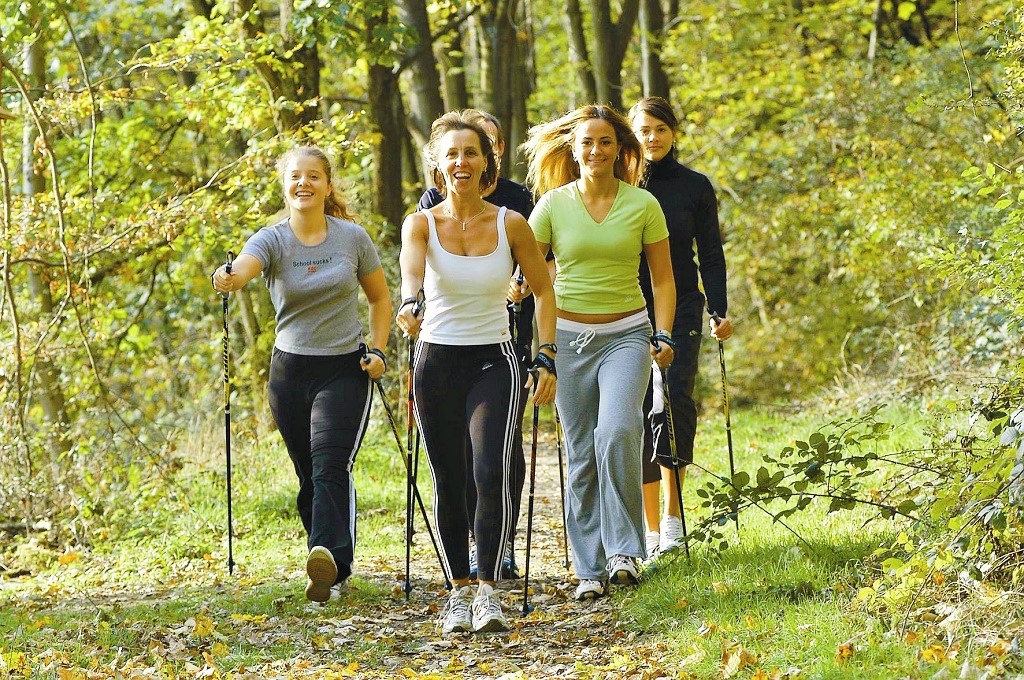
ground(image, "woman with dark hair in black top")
xmin=628 ymin=97 xmax=734 ymax=559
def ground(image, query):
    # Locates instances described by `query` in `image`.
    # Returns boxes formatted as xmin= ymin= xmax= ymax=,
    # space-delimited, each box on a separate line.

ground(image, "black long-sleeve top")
xmin=639 ymin=155 xmax=728 ymax=320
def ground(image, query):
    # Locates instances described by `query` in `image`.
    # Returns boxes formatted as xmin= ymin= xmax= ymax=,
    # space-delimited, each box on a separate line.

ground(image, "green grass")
xmin=0 ymin=395 xmax=970 ymax=678
xmin=621 ymin=402 xmax=954 ymax=678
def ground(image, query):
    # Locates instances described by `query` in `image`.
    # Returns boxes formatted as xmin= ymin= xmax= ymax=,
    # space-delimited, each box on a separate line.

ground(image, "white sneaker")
xmin=660 ymin=515 xmax=684 ymax=553
xmin=645 ymin=531 xmax=661 ymax=561
xmin=439 ymin=585 xmax=474 ymax=634
xmin=471 ymin=583 xmax=509 ymax=633
xmin=328 ymin=579 xmax=348 ymax=601
xmin=304 ymin=546 xmax=338 ymax=603
xmin=574 ymin=578 xmax=607 ymax=600
xmin=607 ymin=554 xmax=640 ymax=586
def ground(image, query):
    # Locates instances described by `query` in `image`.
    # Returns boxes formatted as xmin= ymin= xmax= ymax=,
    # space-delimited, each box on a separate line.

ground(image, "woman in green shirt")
xmin=521 ymin=104 xmax=677 ymax=600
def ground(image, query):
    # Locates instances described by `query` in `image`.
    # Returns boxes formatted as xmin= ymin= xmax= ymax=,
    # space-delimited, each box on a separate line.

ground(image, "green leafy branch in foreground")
xmin=677 ymin=382 xmax=1024 ymax=635
xmin=683 ymin=406 xmax=913 ymax=555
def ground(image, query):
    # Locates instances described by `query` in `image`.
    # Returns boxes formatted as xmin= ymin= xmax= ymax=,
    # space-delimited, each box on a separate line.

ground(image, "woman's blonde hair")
xmin=276 ymin=146 xmax=355 ymax=221
xmin=520 ymin=104 xmax=643 ymax=197
xmin=422 ymin=111 xmax=498 ymax=197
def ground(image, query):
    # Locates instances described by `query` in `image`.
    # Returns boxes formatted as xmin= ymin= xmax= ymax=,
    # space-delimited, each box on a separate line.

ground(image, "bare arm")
xmin=359 ymin=267 xmax=392 ymax=380
xmin=396 ymin=213 xmax=429 ymax=337
xmin=507 ymin=214 xmax=557 ymax=405
xmin=644 ymin=237 xmax=676 ymax=368
xmin=212 ymin=253 xmax=262 ymax=293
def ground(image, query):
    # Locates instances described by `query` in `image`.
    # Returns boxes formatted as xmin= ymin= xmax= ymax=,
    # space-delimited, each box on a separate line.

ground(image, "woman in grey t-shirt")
xmin=212 ymin=146 xmax=391 ymax=602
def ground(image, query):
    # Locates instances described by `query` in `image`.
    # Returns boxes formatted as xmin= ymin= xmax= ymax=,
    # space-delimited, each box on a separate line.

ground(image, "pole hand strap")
xmin=650 ymin=330 xmax=677 ymax=350
xmin=358 ymin=342 xmax=387 ymax=375
xmin=530 ymin=351 xmax=557 ymax=378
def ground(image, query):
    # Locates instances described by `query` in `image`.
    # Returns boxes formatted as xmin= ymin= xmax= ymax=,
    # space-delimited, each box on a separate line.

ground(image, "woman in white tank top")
xmin=396 ymin=111 xmax=556 ymax=635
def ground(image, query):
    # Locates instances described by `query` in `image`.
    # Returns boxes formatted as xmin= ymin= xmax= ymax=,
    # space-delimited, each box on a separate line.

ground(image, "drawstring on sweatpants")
xmin=569 ymin=329 xmax=596 ymax=354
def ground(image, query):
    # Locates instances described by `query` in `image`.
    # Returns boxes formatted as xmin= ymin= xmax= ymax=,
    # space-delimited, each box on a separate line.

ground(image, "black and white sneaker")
xmin=500 ymin=543 xmax=521 ymax=580
xmin=607 ymin=554 xmax=640 ymax=586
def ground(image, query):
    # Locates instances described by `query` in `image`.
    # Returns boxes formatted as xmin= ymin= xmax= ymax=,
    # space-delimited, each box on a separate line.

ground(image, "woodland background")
xmin=1 ymin=0 xmax=1023 ymax=668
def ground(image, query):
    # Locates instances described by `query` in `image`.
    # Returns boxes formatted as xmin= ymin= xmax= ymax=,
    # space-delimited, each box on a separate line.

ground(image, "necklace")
xmin=445 ymin=204 xmax=487 ymax=231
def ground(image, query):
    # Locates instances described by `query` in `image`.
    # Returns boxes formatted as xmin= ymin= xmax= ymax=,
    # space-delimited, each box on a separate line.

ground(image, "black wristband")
xmin=365 ymin=347 xmax=387 ymax=370
xmin=531 ymin=351 xmax=557 ymax=377
xmin=398 ymin=297 xmax=418 ymax=311
xmin=650 ymin=331 xmax=677 ymax=350
xmin=538 ymin=342 xmax=558 ymax=355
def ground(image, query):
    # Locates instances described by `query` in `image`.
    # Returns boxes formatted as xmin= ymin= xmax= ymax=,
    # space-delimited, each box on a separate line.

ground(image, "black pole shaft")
xmin=555 ymin=409 xmax=569 ymax=570
xmin=222 ymin=251 xmax=235 ymax=575
xmin=404 ymin=338 xmax=415 ymax=599
xmin=522 ymin=396 xmax=540 ymax=616
xmin=718 ymin=339 xmax=738 ymax=533
xmin=660 ymin=367 xmax=690 ymax=560
xmin=372 ymin=376 xmax=451 ymax=590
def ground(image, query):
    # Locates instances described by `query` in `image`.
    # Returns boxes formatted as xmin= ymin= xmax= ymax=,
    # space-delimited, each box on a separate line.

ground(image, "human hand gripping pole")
xmin=711 ymin=313 xmax=739 ymax=536
xmin=221 ymin=251 xmax=235 ymax=575
xmin=650 ymin=332 xmax=690 ymax=560
xmin=358 ymin=341 xmax=450 ymax=592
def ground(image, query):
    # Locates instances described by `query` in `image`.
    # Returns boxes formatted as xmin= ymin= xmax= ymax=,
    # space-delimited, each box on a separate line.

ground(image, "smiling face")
xmin=631 ymin=111 xmax=675 ymax=163
xmin=572 ymin=118 xmax=620 ymax=179
xmin=438 ymin=128 xmax=488 ymax=196
xmin=282 ymin=155 xmax=332 ymax=214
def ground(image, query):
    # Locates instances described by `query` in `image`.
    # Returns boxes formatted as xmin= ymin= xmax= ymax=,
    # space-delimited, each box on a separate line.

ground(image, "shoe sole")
xmin=442 ymin=622 xmax=473 ymax=634
xmin=305 ymin=548 xmax=338 ymax=603
xmin=574 ymin=586 xmax=606 ymax=601
xmin=610 ymin=570 xmax=639 ymax=586
xmin=473 ymin=616 xmax=510 ymax=633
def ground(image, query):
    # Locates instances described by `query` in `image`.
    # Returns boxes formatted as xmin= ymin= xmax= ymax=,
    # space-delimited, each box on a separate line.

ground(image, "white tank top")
xmin=420 ymin=207 xmax=514 ymax=345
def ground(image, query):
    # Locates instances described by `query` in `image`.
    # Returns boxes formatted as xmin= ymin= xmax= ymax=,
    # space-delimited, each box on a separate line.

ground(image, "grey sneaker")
xmin=574 ymin=578 xmax=607 ymax=600
xmin=305 ymin=546 xmax=338 ymax=603
xmin=471 ymin=583 xmax=509 ymax=633
xmin=607 ymin=554 xmax=640 ymax=586
xmin=439 ymin=585 xmax=474 ymax=634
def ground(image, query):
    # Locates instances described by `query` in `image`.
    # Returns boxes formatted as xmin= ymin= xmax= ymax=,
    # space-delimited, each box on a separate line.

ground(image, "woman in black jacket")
xmin=628 ymin=97 xmax=734 ymax=559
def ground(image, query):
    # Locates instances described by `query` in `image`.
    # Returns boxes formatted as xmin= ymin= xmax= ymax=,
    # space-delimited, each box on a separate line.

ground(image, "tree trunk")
xmin=564 ymin=0 xmax=596 ymax=106
xmin=398 ymin=0 xmax=445 ymax=148
xmin=437 ymin=30 xmax=468 ymax=110
xmin=235 ymin=0 xmax=320 ymax=132
xmin=21 ymin=22 xmax=71 ymax=455
xmin=639 ymin=0 xmax=670 ymax=99
xmin=368 ymin=63 xmax=405 ymax=241
xmin=586 ymin=0 xmax=638 ymax=110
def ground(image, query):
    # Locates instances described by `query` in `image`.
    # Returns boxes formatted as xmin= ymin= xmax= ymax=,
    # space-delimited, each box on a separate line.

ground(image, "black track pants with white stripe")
xmin=413 ymin=340 xmax=521 ymax=583
xmin=268 ymin=348 xmax=372 ymax=583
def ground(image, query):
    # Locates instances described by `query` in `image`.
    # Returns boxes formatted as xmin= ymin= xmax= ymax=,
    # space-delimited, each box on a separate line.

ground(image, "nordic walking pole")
xmin=359 ymin=343 xmax=451 ymax=591
xmin=555 ymin=408 xmax=569 ymax=570
xmin=712 ymin=313 xmax=738 ymax=534
xmin=404 ymin=336 xmax=415 ymax=600
xmin=651 ymin=333 xmax=690 ymax=560
xmin=221 ymin=251 xmax=236 ymax=575
xmin=522 ymin=371 xmax=540 ymax=616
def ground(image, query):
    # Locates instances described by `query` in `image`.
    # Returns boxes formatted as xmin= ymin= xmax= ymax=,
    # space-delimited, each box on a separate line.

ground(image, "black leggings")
xmin=413 ymin=340 xmax=522 ymax=582
xmin=268 ymin=348 xmax=372 ymax=582
xmin=642 ymin=292 xmax=705 ymax=484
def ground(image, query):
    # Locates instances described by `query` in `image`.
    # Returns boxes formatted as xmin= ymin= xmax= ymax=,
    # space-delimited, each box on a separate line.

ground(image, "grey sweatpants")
xmin=555 ymin=312 xmax=652 ymax=580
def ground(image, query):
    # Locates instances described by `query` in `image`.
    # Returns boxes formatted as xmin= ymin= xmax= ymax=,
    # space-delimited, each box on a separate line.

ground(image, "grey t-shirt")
xmin=241 ymin=216 xmax=382 ymax=356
